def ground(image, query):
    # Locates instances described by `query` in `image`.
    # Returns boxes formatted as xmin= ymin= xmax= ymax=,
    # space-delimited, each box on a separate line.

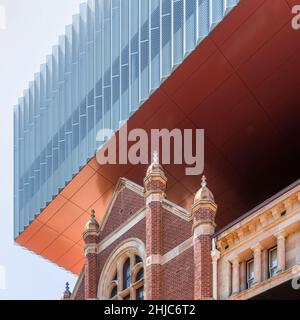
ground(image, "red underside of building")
xmin=16 ymin=0 xmax=300 ymax=275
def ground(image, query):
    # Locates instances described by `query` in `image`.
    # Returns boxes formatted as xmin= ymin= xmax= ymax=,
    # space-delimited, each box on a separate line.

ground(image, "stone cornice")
xmin=216 ymin=184 xmax=300 ymax=254
xmin=162 ymin=199 xmax=192 ymax=221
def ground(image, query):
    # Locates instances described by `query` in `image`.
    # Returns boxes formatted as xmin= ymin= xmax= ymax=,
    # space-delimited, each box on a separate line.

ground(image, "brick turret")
xmin=144 ymin=151 xmax=167 ymax=300
xmin=83 ymin=209 xmax=100 ymax=300
xmin=192 ymin=176 xmax=217 ymax=300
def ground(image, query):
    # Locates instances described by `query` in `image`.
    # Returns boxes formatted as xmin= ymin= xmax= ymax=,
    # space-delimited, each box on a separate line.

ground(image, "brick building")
xmin=13 ymin=0 xmax=300 ymax=300
xmin=64 ymin=156 xmax=300 ymax=300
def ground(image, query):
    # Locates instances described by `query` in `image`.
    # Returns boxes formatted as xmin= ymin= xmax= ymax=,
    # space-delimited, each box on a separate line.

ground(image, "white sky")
xmin=0 ymin=0 xmax=83 ymax=300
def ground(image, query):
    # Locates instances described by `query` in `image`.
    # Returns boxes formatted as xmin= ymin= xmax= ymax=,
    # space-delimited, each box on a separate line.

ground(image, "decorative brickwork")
xmin=192 ymin=176 xmax=217 ymax=300
xmin=72 ymin=167 xmax=216 ymax=301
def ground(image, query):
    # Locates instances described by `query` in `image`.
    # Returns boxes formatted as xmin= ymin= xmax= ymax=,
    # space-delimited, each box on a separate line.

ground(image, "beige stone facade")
xmin=215 ymin=183 xmax=300 ymax=300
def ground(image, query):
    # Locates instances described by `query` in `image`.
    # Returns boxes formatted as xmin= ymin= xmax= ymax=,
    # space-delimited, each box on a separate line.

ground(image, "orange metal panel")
xmin=37 ymin=194 xmax=67 ymax=224
xmin=16 ymin=219 xmax=44 ymax=246
xmin=41 ymin=235 xmax=75 ymax=263
xmin=61 ymin=165 xmax=95 ymax=199
xmin=25 ymin=225 xmax=60 ymax=255
xmin=47 ymin=201 xmax=84 ymax=234
xmin=70 ymin=259 xmax=85 ymax=275
xmin=64 ymin=212 xmax=90 ymax=243
xmin=70 ymin=173 xmax=113 ymax=210
xmin=56 ymin=244 xmax=84 ymax=271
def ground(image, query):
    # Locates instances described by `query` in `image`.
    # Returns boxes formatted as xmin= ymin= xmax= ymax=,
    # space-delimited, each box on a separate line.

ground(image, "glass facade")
xmin=13 ymin=0 xmax=239 ymax=238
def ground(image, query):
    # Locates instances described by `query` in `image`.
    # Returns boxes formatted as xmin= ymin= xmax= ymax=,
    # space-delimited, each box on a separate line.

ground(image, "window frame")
xmin=246 ymin=258 xmax=255 ymax=289
xmin=107 ymin=253 xmax=144 ymax=300
xmin=268 ymin=246 xmax=278 ymax=279
xmin=98 ymin=239 xmax=146 ymax=300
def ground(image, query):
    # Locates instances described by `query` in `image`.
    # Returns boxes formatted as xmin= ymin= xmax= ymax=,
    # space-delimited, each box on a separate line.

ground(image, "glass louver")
xmin=13 ymin=0 xmax=239 ymax=238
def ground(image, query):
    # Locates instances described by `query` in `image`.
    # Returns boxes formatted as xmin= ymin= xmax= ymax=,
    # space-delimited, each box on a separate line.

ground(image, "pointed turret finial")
xmin=91 ymin=209 xmax=96 ymax=223
xmin=146 ymin=150 xmax=165 ymax=177
xmin=153 ymin=150 xmax=159 ymax=165
xmin=61 ymin=282 xmax=71 ymax=300
xmin=85 ymin=208 xmax=100 ymax=232
xmin=194 ymin=175 xmax=215 ymax=203
xmin=201 ymin=175 xmax=207 ymax=188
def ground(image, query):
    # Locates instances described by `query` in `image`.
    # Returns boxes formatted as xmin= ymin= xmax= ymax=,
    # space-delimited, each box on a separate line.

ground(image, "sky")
xmin=0 ymin=0 xmax=83 ymax=300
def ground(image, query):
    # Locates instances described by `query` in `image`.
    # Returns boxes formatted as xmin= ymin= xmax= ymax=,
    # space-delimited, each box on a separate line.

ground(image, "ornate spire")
xmin=146 ymin=151 xmax=164 ymax=176
xmin=85 ymin=208 xmax=100 ymax=232
xmin=90 ymin=209 xmax=96 ymax=223
xmin=201 ymin=175 xmax=207 ymax=188
xmin=153 ymin=150 xmax=159 ymax=165
xmin=194 ymin=175 xmax=215 ymax=203
xmin=61 ymin=282 xmax=71 ymax=300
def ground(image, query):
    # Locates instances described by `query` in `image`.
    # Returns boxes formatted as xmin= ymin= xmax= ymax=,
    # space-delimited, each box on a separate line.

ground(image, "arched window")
xmin=135 ymin=268 xmax=144 ymax=282
xmin=98 ymin=239 xmax=145 ymax=300
xmin=110 ymin=285 xmax=117 ymax=299
xmin=123 ymin=258 xmax=131 ymax=290
xmin=111 ymin=254 xmax=143 ymax=300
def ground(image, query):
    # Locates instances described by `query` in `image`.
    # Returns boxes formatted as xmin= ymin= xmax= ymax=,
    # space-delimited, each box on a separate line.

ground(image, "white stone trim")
xmin=193 ymin=222 xmax=214 ymax=238
xmin=164 ymin=237 xmax=193 ymax=264
xmin=146 ymin=237 xmax=193 ymax=266
xmin=219 ymin=210 xmax=300 ymax=259
xmin=146 ymin=193 xmax=163 ymax=205
xmin=98 ymin=209 xmax=146 ymax=253
xmin=162 ymin=199 xmax=192 ymax=221
xmin=146 ymin=255 xmax=163 ymax=266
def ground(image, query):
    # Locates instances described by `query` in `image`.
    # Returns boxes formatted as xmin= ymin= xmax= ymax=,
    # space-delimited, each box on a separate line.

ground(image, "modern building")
xmin=14 ymin=0 xmax=300 ymax=299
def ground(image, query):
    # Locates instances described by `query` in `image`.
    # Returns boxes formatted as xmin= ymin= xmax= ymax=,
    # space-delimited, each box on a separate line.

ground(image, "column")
xmin=83 ymin=209 xmax=100 ymax=300
xmin=253 ymin=244 xmax=263 ymax=285
xmin=211 ymin=248 xmax=220 ymax=300
xmin=276 ymin=231 xmax=287 ymax=273
xmin=232 ymin=258 xmax=240 ymax=295
xmin=240 ymin=261 xmax=247 ymax=292
xmin=192 ymin=176 xmax=217 ymax=300
xmin=262 ymin=249 xmax=269 ymax=281
xmin=144 ymin=152 xmax=167 ymax=300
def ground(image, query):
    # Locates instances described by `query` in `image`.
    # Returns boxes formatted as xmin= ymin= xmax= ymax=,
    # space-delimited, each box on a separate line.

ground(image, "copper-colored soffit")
xmin=17 ymin=0 xmax=300 ymax=274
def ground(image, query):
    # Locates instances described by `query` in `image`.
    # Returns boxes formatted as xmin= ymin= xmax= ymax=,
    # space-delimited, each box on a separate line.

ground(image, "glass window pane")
xmin=123 ymin=258 xmax=131 ymax=289
xmin=135 ymin=268 xmax=144 ymax=282
xmin=110 ymin=285 xmax=117 ymax=298
xmin=136 ymin=286 xmax=144 ymax=300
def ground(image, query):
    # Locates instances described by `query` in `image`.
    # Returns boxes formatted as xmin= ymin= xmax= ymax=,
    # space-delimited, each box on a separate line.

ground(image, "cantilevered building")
xmin=14 ymin=0 xmax=300 ymax=299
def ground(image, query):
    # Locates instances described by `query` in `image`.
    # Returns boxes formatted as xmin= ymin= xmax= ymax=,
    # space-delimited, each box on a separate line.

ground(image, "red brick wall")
xmin=100 ymin=188 xmax=144 ymax=240
xmin=72 ymin=182 xmax=217 ymax=301
xmin=162 ymin=247 xmax=194 ymax=300
xmin=85 ymin=253 xmax=98 ymax=299
xmin=162 ymin=209 xmax=192 ymax=254
xmin=98 ymin=218 xmax=147 ymax=275
xmin=73 ymin=275 xmax=85 ymax=300
xmin=194 ymin=235 xmax=212 ymax=300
